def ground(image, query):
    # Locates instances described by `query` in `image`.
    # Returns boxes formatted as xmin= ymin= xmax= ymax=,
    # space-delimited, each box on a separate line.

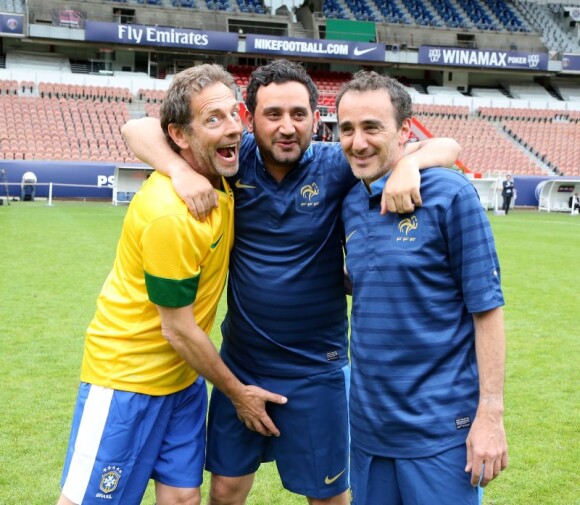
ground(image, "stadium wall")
xmin=513 ymin=175 xmax=551 ymax=207
xmin=0 ymin=161 xmax=568 ymax=208
xmin=515 ymin=175 xmax=580 ymax=207
xmin=0 ymin=161 xmax=118 ymax=199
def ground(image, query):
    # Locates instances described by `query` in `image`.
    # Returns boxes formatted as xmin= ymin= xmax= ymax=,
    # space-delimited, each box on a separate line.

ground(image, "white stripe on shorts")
xmin=62 ymin=385 xmax=114 ymax=503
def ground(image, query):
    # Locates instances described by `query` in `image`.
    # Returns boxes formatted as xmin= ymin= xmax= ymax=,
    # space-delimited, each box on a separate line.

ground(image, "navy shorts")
xmin=350 ymin=444 xmax=484 ymax=505
xmin=206 ymin=364 xmax=350 ymax=499
xmin=60 ymin=379 xmax=207 ymax=504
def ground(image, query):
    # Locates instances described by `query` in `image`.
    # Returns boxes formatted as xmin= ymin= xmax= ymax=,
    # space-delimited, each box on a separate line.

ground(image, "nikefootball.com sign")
xmin=246 ymin=35 xmax=385 ymax=62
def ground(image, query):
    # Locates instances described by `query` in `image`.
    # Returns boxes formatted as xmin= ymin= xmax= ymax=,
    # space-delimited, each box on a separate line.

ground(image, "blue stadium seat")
xmin=429 ymin=0 xmax=467 ymax=29
xmin=345 ymin=0 xmax=379 ymax=22
xmin=376 ymin=1 xmax=410 ymax=24
xmin=403 ymin=0 xmax=440 ymax=27
xmin=173 ymin=0 xmax=196 ymax=7
xmin=486 ymin=0 xmax=529 ymax=32
xmin=457 ymin=0 xmax=497 ymax=30
xmin=323 ymin=0 xmax=349 ymax=20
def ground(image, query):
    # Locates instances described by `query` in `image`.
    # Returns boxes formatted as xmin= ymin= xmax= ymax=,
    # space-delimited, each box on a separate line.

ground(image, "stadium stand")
xmin=323 ymin=0 xmax=530 ymax=31
xmin=37 ymin=82 xmax=133 ymax=102
xmin=470 ymin=88 xmax=510 ymax=100
xmin=0 ymin=90 xmax=135 ymax=163
xmin=426 ymin=85 xmax=465 ymax=98
xmin=503 ymin=82 xmax=558 ymax=102
xmin=0 ymin=78 xmax=18 ymax=94
xmin=1 ymin=54 xmax=578 ymax=174
xmin=414 ymin=104 xmax=470 ymax=118
xmin=144 ymin=102 xmax=161 ymax=118
xmin=515 ymin=0 xmax=580 ymax=54
xmin=139 ymin=88 xmax=166 ymax=103
xmin=503 ymin=119 xmax=580 ymax=176
xmin=0 ymin=0 xmax=578 ymax=183
xmin=6 ymin=51 xmax=71 ymax=74
xmin=0 ymin=0 xmax=23 ymax=13
xmin=552 ymin=83 xmax=580 ymax=102
xmin=323 ymin=0 xmax=349 ymax=21
xmin=415 ymin=113 xmax=546 ymax=175
xmin=455 ymin=0 xmax=498 ymax=30
xmin=429 ymin=0 xmax=466 ymax=29
xmin=475 ymin=106 xmax=580 ymax=175
xmin=478 ymin=107 xmax=580 ymax=122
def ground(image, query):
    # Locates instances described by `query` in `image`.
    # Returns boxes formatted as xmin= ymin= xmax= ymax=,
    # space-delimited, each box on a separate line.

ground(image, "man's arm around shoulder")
xmin=383 ymin=137 xmax=461 ymax=214
xmin=122 ymin=117 xmax=217 ymax=220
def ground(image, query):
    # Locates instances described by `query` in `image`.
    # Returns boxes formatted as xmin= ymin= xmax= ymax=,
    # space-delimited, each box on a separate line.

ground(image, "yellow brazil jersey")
xmin=81 ymin=171 xmax=233 ymax=396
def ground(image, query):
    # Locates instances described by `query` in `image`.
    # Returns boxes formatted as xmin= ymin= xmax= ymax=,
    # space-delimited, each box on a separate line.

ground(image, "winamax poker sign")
xmin=419 ymin=46 xmax=548 ymax=71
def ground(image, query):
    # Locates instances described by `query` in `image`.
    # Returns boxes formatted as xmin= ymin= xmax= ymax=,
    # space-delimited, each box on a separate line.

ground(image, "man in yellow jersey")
xmin=57 ymin=64 xmax=287 ymax=505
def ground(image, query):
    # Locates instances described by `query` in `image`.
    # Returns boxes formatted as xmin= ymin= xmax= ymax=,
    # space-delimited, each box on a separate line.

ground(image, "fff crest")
xmin=398 ymin=215 xmax=418 ymax=235
xmin=298 ymin=181 xmax=321 ymax=209
xmin=300 ymin=182 xmax=320 ymax=200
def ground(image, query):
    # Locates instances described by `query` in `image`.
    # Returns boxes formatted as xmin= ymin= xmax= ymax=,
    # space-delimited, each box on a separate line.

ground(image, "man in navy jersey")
xmin=122 ymin=60 xmax=460 ymax=505
xmin=338 ymin=70 xmax=508 ymax=505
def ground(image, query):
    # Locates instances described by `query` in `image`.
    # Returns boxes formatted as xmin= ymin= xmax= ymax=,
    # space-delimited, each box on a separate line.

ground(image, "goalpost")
xmin=0 ymin=182 xmax=115 ymax=206
xmin=46 ymin=183 xmax=117 ymax=206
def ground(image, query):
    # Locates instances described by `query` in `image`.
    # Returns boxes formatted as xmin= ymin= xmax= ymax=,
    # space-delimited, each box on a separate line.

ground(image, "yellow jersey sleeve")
xmin=142 ymin=213 xmax=208 ymax=308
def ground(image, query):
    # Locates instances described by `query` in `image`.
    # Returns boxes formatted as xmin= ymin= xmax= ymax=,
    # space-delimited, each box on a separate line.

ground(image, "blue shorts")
xmin=350 ymin=444 xmax=483 ymax=505
xmin=60 ymin=379 xmax=207 ymax=505
xmin=206 ymin=364 xmax=350 ymax=499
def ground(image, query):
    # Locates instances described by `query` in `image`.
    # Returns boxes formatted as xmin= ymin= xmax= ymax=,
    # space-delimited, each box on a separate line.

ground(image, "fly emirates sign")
xmin=85 ymin=20 xmax=238 ymax=52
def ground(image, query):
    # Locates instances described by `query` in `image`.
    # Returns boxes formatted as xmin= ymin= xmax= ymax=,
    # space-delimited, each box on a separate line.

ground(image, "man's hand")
xmin=231 ymin=385 xmax=288 ymax=437
xmin=121 ymin=118 xmax=219 ymax=221
xmin=381 ymin=136 xmax=460 ymax=214
xmin=171 ymin=168 xmax=218 ymax=221
xmin=157 ymin=305 xmax=287 ymax=438
xmin=382 ymin=156 xmax=422 ymax=215
xmin=465 ymin=403 xmax=508 ymax=487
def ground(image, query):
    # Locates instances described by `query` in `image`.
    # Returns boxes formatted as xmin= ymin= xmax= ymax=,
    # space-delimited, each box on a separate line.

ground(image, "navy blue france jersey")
xmin=343 ymin=168 xmax=505 ymax=458
xmin=221 ymin=134 xmax=356 ymax=377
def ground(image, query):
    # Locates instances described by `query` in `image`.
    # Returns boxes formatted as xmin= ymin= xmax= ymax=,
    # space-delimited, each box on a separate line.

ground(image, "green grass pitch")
xmin=0 ymin=200 xmax=578 ymax=504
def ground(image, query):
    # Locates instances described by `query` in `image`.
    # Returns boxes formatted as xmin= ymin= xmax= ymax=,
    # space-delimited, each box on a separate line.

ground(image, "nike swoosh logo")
xmin=235 ymin=179 xmax=256 ymax=189
xmin=353 ymin=47 xmax=377 ymax=56
xmin=324 ymin=468 xmax=346 ymax=485
xmin=345 ymin=230 xmax=357 ymax=244
xmin=210 ymin=234 xmax=223 ymax=249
